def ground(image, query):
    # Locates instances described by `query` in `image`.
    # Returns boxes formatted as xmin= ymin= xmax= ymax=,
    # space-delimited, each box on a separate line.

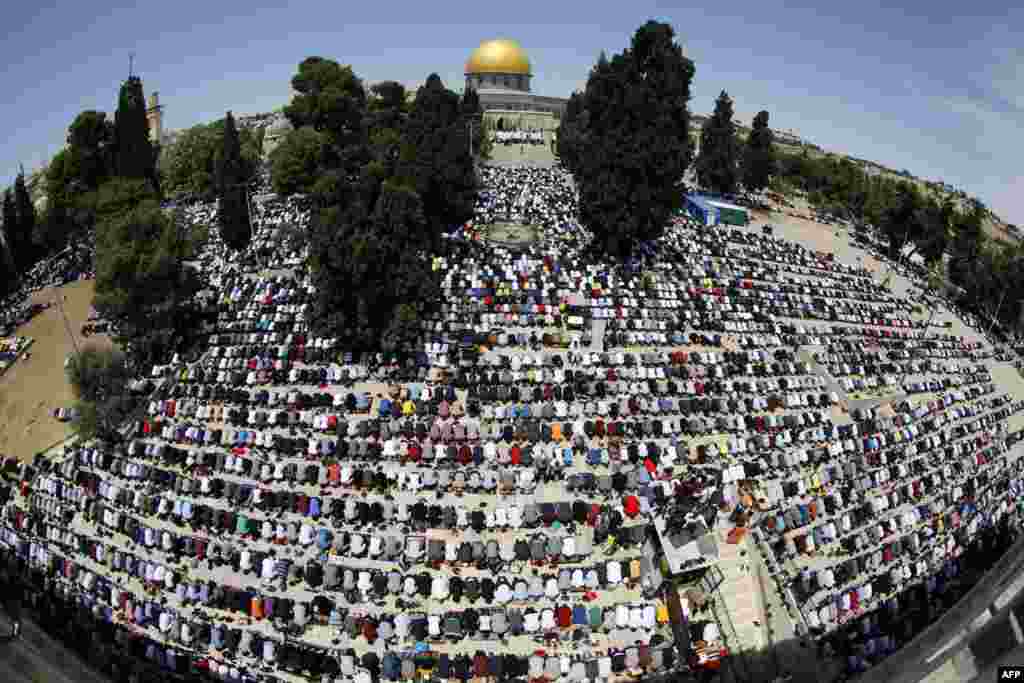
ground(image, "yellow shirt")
xmin=656 ymin=603 xmax=669 ymax=623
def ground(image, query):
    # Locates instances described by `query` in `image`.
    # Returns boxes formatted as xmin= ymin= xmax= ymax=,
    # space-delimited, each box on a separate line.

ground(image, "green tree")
xmin=369 ymin=80 xmax=408 ymax=128
xmin=66 ymin=110 xmax=116 ymax=191
xmin=948 ymin=200 xmax=986 ymax=288
xmin=269 ymin=126 xmax=328 ymax=196
xmin=2 ymin=188 xmax=20 ymax=276
xmin=12 ymin=169 xmax=36 ymax=271
xmin=395 ymin=73 xmax=476 ymax=245
xmin=93 ymin=183 xmax=198 ymax=332
xmin=1 ymin=189 xmax=17 ymax=286
xmin=367 ymin=81 xmax=408 ymax=170
xmin=572 ymin=21 xmax=694 ymax=258
xmin=158 ymin=117 xmax=260 ymax=199
xmin=0 ymin=239 xmax=10 ymax=297
xmin=695 ymin=90 xmax=741 ymax=195
xmin=877 ymin=182 xmax=921 ymax=259
xmin=283 ymin=57 xmax=367 ymax=154
xmin=66 ymin=345 xmax=133 ymax=441
xmin=741 ymin=110 xmax=774 ymax=193
xmin=309 ymin=176 xmax=439 ymax=351
xmin=556 ymin=92 xmax=585 ymax=172
xmin=216 ymin=111 xmax=252 ymax=251
xmin=219 ymin=185 xmax=252 ymax=251
xmin=216 ymin=111 xmax=245 ymax=195
xmin=113 ymin=76 xmax=158 ymax=191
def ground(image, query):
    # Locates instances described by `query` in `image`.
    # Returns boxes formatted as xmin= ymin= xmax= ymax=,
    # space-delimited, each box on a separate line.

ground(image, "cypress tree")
xmin=741 ymin=110 xmax=775 ymax=194
xmin=2 ymin=189 xmax=18 ymax=276
xmin=217 ymin=111 xmax=244 ymax=194
xmin=114 ymin=76 xmax=157 ymax=188
xmin=218 ymin=186 xmax=252 ymax=252
xmin=217 ymin=111 xmax=252 ymax=251
xmin=13 ymin=169 xmax=36 ymax=271
xmin=572 ymin=21 xmax=694 ymax=258
xmin=695 ymin=90 xmax=741 ymax=195
xmin=556 ymin=92 xmax=585 ymax=174
xmin=396 ymin=74 xmax=476 ymax=246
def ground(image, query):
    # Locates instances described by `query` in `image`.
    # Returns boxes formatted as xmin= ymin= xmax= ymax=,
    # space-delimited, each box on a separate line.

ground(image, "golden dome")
xmin=465 ymin=39 xmax=531 ymax=75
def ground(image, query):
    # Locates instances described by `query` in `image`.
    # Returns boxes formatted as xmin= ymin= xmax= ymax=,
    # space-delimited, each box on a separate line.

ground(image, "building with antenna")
xmin=146 ymin=92 xmax=164 ymax=144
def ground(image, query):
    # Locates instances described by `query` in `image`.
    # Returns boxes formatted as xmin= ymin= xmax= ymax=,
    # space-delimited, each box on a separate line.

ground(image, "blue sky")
xmin=3 ymin=0 xmax=1022 ymax=225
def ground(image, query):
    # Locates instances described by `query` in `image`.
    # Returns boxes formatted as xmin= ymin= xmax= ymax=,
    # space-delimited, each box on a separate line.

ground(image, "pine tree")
xmin=741 ymin=110 xmax=774 ymax=194
xmin=114 ymin=76 xmax=157 ymax=189
xmin=695 ymin=91 xmax=741 ymax=195
xmin=572 ymin=21 xmax=694 ymax=258
xmin=67 ymin=110 xmax=116 ymax=191
xmin=217 ymin=111 xmax=252 ymax=251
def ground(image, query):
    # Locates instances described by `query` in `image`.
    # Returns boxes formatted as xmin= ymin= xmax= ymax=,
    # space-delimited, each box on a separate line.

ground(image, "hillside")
xmin=687 ymin=115 xmax=1015 ymax=240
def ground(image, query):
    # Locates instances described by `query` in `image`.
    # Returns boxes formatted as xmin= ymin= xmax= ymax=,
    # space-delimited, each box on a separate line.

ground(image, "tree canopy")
xmin=741 ymin=110 xmax=774 ymax=193
xmin=158 ymin=116 xmax=261 ymax=199
xmin=395 ymin=74 xmax=477 ymax=245
xmin=284 ymin=56 xmax=368 ymax=160
xmin=113 ymin=76 xmax=158 ymax=191
xmin=1 ymin=189 xmax=17 ymax=279
xmin=309 ymin=176 xmax=440 ymax=351
xmin=12 ymin=170 xmax=36 ymax=272
xmin=560 ymin=21 xmax=694 ymax=258
xmin=66 ymin=110 xmax=116 ymax=192
xmin=65 ymin=344 xmax=133 ymax=440
xmin=94 ymin=185 xmax=194 ymax=317
xmin=269 ymin=126 xmax=329 ymax=196
xmin=216 ymin=112 xmax=253 ymax=251
xmin=695 ymin=91 xmax=740 ymax=195
xmin=555 ymin=92 xmax=585 ymax=172
xmin=278 ymin=57 xmax=476 ymax=352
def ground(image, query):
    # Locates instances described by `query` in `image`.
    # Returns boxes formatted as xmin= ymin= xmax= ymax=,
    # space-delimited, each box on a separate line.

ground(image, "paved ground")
xmin=0 ymin=279 xmax=113 ymax=463
xmin=0 ymin=608 xmax=110 ymax=683
xmin=487 ymin=136 xmax=556 ymax=166
xmin=706 ymin=208 xmax=1021 ymax=683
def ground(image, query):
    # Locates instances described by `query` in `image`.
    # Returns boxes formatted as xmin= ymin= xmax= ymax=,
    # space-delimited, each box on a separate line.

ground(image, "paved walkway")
xmin=714 ymin=528 xmax=766 ymax=683
xmin=590 ymin=319 xmax=607 ymax=352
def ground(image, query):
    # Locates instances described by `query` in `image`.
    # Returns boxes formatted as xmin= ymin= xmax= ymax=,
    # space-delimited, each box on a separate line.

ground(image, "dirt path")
xmin=0 ymin=279 xmax=112 ymax=462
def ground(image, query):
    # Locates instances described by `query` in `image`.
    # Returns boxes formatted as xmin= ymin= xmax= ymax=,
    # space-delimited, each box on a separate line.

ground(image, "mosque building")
xmin=464 ymin=39 xmax=567 ymax=133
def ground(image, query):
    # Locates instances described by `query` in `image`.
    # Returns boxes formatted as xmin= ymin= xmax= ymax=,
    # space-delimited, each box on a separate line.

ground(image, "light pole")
xmin=986 ymin=289 xmax=1009 ymax=339
xmin=55 ymin=294 xmax=81 ymax=357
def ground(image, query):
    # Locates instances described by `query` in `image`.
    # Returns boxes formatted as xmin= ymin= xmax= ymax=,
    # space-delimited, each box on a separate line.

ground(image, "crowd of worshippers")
xmin=0 ymin=551 xmax=682 ymax=683
xmin=492 ymin=129 xmax=546 ymax=146
xmin=473 ymin=166 xmax=576 ymax=228
xmin=0 ymin=240 xmax=95 ymax=331
xmin=3 ymin=164 xmax=1024 ymax=682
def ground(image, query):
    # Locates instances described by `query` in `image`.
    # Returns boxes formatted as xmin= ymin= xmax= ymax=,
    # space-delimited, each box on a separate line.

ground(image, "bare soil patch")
xmin=0 ymin=279 xmax=112 ymax=461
